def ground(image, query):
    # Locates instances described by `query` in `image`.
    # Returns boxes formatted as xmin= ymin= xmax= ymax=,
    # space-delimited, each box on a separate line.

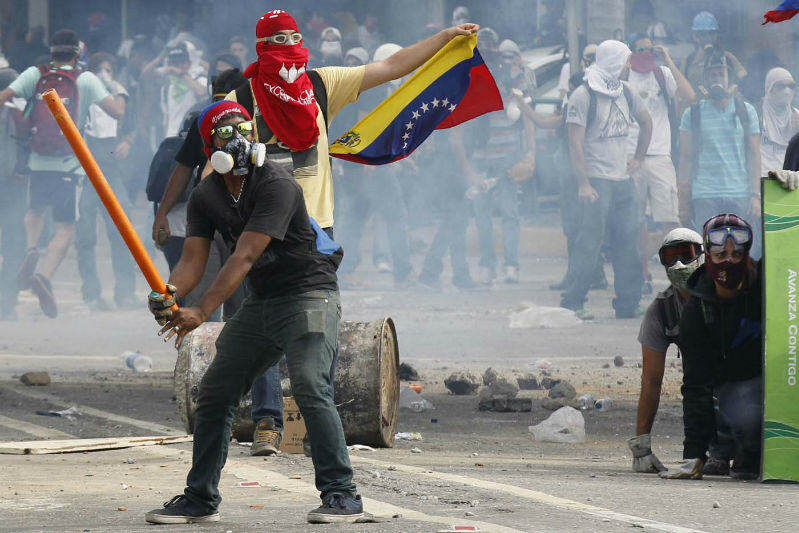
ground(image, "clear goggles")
xmin=258 ymin=32 xmax=302 ymax=45
xmin=705 ymin=226 xmax=752 ymax=252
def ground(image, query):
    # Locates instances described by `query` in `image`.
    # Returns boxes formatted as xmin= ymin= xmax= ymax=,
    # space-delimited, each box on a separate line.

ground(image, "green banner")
xmin=763 ymin=178 xmax=799 ymax=482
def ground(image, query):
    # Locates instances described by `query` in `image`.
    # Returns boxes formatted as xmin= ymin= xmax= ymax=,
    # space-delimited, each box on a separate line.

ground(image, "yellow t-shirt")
xmin=226 ymin=65 xmax=365 ymax=228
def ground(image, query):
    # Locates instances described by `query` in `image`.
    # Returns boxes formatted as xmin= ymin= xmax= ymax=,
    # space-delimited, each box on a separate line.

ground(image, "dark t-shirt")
xmin=175 ymin=119 xmax=207 ymax=170
xmin=186 ymin=162 xmax=341 ymax=298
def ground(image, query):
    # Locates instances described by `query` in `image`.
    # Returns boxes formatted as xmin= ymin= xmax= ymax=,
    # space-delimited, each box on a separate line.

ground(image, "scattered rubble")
xmin=479 ymin=397 xmax=533 ymax=412
xmin=483 ymin=374 xmax=519 ymax=399
xmin=399 ymin=362 xmax=420 ymax=381
xmin=482 ymin=367 xmax=499 ymax=386
xmin=529 ymin=407 xmax=586 ymax=444
xmin=613 ymin=356 xmax=624 ymax=367
xmin=509 ymin=304 xmax=583 ymax=329
xmin=20 ymin=371 xmax=50 ymax=386
xmin=395 ymin=432 xmax=423 ymax=441
xmin=548 ymin=381 xmax=576 ymax=400
xmin=399 ymin=385 xmax=434 ymax=411
xmin=516 ymin=373 xmax=540 ymax=390
xmin=410 ymin=447 xmax=422 ymax=454
xmin=541 ymin=397 xmax=579 ymax=411
xmin=35 ymin=406 xmax=80 ymax=420
xmin=577 ymin=394 xmax=595 ymax=410
xmin=444 ymin=372 xmax=480 ymax=395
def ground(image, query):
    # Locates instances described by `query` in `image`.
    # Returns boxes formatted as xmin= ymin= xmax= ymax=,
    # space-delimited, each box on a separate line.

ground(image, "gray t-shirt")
xmin=638 ymin=285 xmax=683 ymax=353
xmin=566 ymin=82 xmax=645 ymax=180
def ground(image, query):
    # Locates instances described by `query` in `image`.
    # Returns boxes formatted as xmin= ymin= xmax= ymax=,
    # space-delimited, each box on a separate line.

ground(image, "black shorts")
xmin=29 ymin=171 xmax=78 ymax=223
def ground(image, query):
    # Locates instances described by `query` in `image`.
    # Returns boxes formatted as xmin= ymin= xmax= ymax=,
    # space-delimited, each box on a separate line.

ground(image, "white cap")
xmin=373 ymin=43 xmax=402 ymax=63
xmin=345 ymin=47 xmax=369 ymax=65
xmin=662 ymin=227 xmax=703 ymax=248
xmin=499 ymin=39 xmax=521 ymax=56
xmin=321 ymin=27 xmax=341 ymax=41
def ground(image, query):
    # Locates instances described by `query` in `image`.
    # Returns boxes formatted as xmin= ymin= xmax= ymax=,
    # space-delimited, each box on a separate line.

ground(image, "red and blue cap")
xmin=197 ymin=100 xmax=252 ymax=156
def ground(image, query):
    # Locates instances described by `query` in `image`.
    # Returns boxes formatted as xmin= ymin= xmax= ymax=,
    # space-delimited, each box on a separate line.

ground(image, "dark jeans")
xmin=337 ymin=171 xmax=411 ymax=281
xmin=562 ymin=178 xmax=642 ymax=312
xmin=185 ymin=290 xmax=353 ymax=511
xmin=0 ymin=177 xmax=26 ymax=314
xmin=692 ymin=197 xmax=762 ymax=260
xmin=77 ymin=141 xmax=137 ymax=302
xmin=715 ymin=376 xmax=763 ymax=463
xmin=473 ymin=177 xmax=520 ymax=270
xmin=420 ymin=193 xmax=471 ymax=283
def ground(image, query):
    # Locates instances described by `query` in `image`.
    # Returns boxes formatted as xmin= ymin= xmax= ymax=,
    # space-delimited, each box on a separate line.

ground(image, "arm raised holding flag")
xmin=360 ymin=23 xmax=480 ymax=93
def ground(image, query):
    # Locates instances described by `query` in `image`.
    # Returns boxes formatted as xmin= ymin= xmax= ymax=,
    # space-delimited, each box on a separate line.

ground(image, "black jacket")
xmin=784 ymin=131 xmax=799 ymax=171
xmin=678 ymin=261 xmax=762 ymax=459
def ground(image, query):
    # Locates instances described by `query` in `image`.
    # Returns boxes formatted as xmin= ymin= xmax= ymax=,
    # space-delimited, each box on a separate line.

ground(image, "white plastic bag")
xmin=399 ymin=385 xmax=434 ymax=412
xmin=509 ymin=305 xmax=583 ymax=329
xmin=529 ymin=406 xmax=586 ymax=443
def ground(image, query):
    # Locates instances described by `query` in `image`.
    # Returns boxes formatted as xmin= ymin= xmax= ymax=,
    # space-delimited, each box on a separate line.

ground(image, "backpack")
xmin=146 ymin=135 xmax=185 ymax=202
xmin=655 ymin=288 xmax=682 ymax=353
xmin=29 ymin=64 xmax=82 ymax=155
xmin=689 ymin=95 xmax=751 ymax=179
xmin=651 ymin=67 xmax=679 ymax=159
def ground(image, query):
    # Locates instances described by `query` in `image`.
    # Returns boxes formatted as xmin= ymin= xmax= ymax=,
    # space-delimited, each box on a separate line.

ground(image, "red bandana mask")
xmin=243 ymin=10 xmax=319 ymax=152
xmin=630 ymin=51 xmax=657 ymax=73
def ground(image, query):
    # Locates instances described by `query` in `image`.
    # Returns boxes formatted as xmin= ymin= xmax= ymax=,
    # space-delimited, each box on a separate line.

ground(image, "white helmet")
xmin=659 ymin=228 xmax=704 ymax=292
xmin=499 ymin=39 xmax=521 ymax=57
xmin=373 ymin=43 xmax=402 ymax=63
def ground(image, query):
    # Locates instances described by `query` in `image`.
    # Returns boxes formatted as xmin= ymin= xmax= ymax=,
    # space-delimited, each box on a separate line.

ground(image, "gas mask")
xmin=666 ymin=255 xmax=704 ymax=292
xmin=706 ymin=257 xmax=748 ymax=289
xmin=210 ymin=133 xmax=266 ymax=175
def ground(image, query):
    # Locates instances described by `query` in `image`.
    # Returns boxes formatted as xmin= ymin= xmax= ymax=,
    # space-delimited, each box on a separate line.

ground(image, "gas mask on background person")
xmin=706 ymin=256 xmax=748 ymax=289
xmin=210 ymin=133 xmax=266 ymax=175
xmin=666 ymin=257 xmax=703 ymax=292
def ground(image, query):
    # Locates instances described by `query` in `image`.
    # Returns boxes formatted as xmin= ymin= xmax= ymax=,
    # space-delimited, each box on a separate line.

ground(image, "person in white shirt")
xmin=159 ymin=43 xmax=207 ymax=138
xmin=625 ymin=35 xmax=695 ymax=292
xmin=760 ymin=67 xmax=799 ymax=175
xmin=557 ymin=44 xmax=596 ymax=105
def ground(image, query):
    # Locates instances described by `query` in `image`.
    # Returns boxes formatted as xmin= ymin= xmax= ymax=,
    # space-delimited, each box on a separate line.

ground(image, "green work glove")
xmin=148 ymin=284 xmax=177 ymax=325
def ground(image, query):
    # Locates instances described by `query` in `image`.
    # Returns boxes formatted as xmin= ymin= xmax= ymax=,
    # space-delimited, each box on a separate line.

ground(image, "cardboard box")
xmin=279 ymin=397 xmax=307 ymax=454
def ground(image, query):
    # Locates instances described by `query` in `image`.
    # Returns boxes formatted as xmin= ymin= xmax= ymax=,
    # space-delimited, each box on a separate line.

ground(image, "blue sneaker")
xmin=307 ymin=492 xmax=364 ymax=523
xmin=144 ymin=495 xmax=220 ymax=524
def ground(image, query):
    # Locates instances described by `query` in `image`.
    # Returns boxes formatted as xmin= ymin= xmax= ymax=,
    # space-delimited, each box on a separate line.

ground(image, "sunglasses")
xmin=774 ymin=82 xmax=797 ymax=91
xmin=258 ymin=32 xmax=303 ymax=45
xmin=705 ymin=226 xmax=752 ymax=252
xmin=211 ymin=121 xmax=254 ymax=140
xmin=659 ymin=243 xmax=702 ymax=267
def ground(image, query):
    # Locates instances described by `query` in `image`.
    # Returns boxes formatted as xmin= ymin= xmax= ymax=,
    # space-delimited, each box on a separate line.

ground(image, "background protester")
xmin=760 ymin=67 xmax=799 ymax=175
xmin=157 ymin=42 xmax=207 ymax=137
xmin=683 ymin=11 xmax=746 ymax=94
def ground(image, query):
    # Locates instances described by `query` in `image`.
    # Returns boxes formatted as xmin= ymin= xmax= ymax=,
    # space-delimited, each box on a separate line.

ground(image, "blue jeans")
xmin=716 ymin=377 xmax=762 ymax=462
xmin=185 ymin=290 xmax=354 ymax=511
xmin=473 ymin=177 xmax=520 ymax=269
xmin=561 ymin=178 xmax=642 ymax=312
xmin=0 ymin=176 xmax=26 ymax=314
xmin=692 ymin=197 xmax=762 ymax=260
xmin=420 ymin=189 xmax=471 ymax=282
xmin=76 ymin=141 xmax=137 ymax=303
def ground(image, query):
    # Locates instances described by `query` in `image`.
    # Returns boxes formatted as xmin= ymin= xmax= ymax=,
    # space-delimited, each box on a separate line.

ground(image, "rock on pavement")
xmin=444 ymin=372 xmax=480 ymax=395
xmin=20 ymin=371 xmax=50 ymax=386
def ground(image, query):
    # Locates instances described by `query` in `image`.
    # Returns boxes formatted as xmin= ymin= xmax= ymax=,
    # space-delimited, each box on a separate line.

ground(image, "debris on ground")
xmin=541 ymin=397 xmax=579 ymax=411
xmin=613 ymin=356 xmax=624 ymax=367
xmin=479 ymin=397 xmax=532 ymax=412
xmin=602 ymin=363 xmax=610 ymax=369
xmin=395 ymin=432 xmax=423 ymax=441
xmin=117 ymin=507 xmax=127 ymax=512
xmin=410 ymin=447 xmax=422 ymax=453
xmin=516 ymin=373 xmax=540 ymax=390
xmin=444 ymin=372 xmax=480 ymax=395
xmin=0 ymin=435 xmax=192 ymax=455
xmin=577 ymin=394 xmax=595 ymax=410
xmin=20 ymin=371 xmax=50 ymax=386
xmin=529 ymin=407 xmax=586 ymax=444
xmin=548 ymin=381 xmax=576 ymax=400
xmin=237 ymin=481 xmax=261 ymax=488
xmin=539 ymin=376 xmax=560 ymax=389
xmin=399 ymin=385 xmax=434 ymax=412
xmin=348 ymin=444 xmax=375 ymax=452
xmin=35 ymin=406 xmax=80 ymax=420
xmin=399 ymin=362 xmax=420 ymax=381
xmin=482 ymin=374 xmax=519 ymax=399
xmin=125 ymin=457 xmax=136 ymax=464
xmin=531 ymin=359 xmax=552 ymax=374
xmin=594 ymin=398 xmax=614 ymax=412
xmin=509 ymin=304 xmax=583 ymax=329
xmin=713 ymin=501 xmax=721 ymax=509
xmin=122 ymin=351 xmax=152 ymax=372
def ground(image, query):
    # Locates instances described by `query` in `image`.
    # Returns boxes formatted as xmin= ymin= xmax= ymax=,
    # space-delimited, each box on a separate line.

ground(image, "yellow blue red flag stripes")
xmin=763 ymin=1 xmax=799 ymax=24
xmin=329 ymin=34 xmax=503 ymax=165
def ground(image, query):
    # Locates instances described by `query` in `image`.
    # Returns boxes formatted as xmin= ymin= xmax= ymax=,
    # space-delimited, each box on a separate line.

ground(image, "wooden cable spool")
xmin=174 ymin=318 xmax=399 ymax=448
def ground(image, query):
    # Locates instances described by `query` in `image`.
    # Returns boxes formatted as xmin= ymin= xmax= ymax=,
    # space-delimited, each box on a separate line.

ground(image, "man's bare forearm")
xmin=634 ymin=111 xmax=653 ymax=160
xmin=637 ymin=347 xmax=666 ymax=435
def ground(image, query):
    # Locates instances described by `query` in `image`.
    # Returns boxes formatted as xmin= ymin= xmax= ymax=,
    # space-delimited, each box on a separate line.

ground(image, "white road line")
xmin=350 ymin=455 xmax=709 ymax=533
xmin=0 ymin=386 xmax=183 ymax=436
xmin=146 ymin=446 xmax=530 ymax=533
xmin=0 ymin=354 xmax=119 ymax=361
xmin=0 ymin=415 xmax=74 ymax=439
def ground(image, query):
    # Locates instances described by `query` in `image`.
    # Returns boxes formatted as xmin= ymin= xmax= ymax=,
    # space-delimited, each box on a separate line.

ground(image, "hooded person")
xmin=760 ymin=67 xmax=799 ymax=175
xmin=562 ymin=39 xmax=653 ymax=319
xmin=319 ymin=27 xmax=344 ymax=67
xmin=557 ymin=43 xmax=597 ymax=103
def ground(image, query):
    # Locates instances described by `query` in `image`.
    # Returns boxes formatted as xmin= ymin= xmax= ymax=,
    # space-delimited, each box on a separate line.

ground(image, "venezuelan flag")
xmin=763 ymin=1 xmax=799 ymax=24
xmin=329 ymin=34 xmax=503 ymax=165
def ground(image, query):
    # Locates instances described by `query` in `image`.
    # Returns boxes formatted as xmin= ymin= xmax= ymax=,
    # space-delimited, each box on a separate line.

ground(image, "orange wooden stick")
xmin=43 ymin=89 xmax=173 ymax=301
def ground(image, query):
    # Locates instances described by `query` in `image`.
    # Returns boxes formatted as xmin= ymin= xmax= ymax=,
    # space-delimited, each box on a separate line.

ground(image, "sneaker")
xmin=251 ymin=418 xmax=282 ymax=456
xmin=16 ymin=248 xmax=39 ymax=290
xmin=307 ymin=493 xmax=364 ymax=524
xmin=702 ymin=457 xmax=730 ymax=476
xmin=376 ymin=261 xmax=392 ymax=274
xmin=145 ymin=495 xmax=220 ymax=524
xmin=504 ymin=266 xmax=519 ymax=284
xmin=574 ymin=307 xmax=595 ymax=321
xmin=30 ymin=274 xmax=57 ymax=318
xmin=478 ymin=266 xmax=495 ymax=285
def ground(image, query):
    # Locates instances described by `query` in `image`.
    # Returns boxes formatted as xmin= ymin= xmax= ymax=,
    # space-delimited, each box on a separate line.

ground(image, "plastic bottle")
xmin=577 ymin=394 xmax=595 ymax=410
xmin=594 ymin=398 xmax=613 ymax=412
xmin=123 ymin=351 xmax=152 ymax=372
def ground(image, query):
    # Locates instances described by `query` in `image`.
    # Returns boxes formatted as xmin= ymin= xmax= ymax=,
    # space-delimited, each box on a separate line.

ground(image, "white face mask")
xmin=506 ymin=102 xmax=521 ymax=123
xmin=772 ymin=86 xmax=795 ymax=107
xmin=320 ymin=40 xmax=342 ymax=57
